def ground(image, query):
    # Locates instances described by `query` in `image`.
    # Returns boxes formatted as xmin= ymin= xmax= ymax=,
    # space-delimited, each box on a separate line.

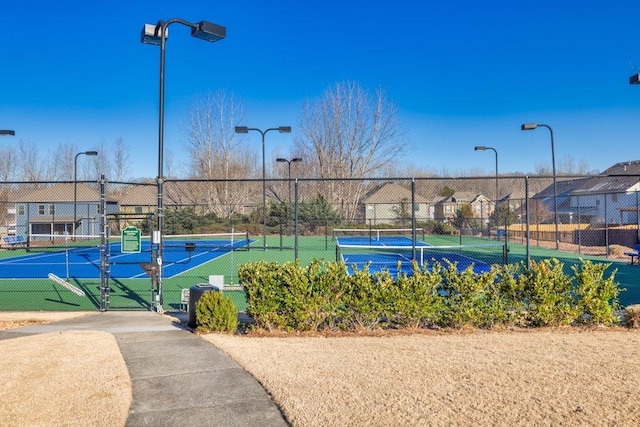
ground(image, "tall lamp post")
xmin=276 ymin=157 xmax=302 ymax=204
xmin=474 ymin=146 xmax=498 ymax=236
xmin=276 ymin=157 xmax=302 ymax=235
xmin=74 ymin=151 xmax=98 ymax=237
xmin=142 ymin=18 xmax=225 ymax=312
xmin=521 ymin=123 xmax=559 ymax=250
xmin=235 ymin=126 xmax=292 ymax=250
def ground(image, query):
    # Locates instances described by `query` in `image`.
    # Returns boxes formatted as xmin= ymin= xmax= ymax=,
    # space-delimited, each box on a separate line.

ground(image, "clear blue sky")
xmin=2 ymin=1 xmax=640 ymax=178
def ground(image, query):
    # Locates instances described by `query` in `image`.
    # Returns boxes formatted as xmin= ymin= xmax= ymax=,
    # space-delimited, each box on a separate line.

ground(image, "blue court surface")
xmin=337 ymin=236 xmax=492 ymax=275
xmin=0 ymin=238 xmax=250 ymax=279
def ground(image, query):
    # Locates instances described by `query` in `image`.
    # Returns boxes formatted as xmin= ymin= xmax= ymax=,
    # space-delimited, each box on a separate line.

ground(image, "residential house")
xmin=362 ymin=182 xmax=434 ymax=226
xmin=434 ymin=191 xmax=493 ymax=223
xmin=532 ymin=161 xmax=640 ymax=225
xmin=14 ymin=183 xmax=118 ymax=238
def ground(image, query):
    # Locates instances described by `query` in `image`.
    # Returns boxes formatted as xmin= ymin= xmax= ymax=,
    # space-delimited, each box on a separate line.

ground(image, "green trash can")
xmin=187 ymin=284 xmax=220 ymax=328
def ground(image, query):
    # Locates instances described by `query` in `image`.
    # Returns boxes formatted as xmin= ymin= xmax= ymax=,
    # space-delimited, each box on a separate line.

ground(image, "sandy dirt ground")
xmin=0 ymin=312 xmax=131 ymax=427
xmin=205 ymin=329 xmax=640 ymax=427
xmin=3 ymin=312 xmax=640 ymax=426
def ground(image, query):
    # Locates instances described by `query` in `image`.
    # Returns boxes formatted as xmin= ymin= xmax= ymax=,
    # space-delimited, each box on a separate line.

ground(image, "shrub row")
xmin=238 ymin=258 xmax=623 ymax=331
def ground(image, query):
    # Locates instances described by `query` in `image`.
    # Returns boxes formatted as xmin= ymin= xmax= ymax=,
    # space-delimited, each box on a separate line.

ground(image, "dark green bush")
xmin=392 ymin=261 xmax=446 ymax=328
xmin=522 ymin=259 xmax=579 ymax=326
xmin=572 ymin=260 xmax=621 ymax=326
xmin=195 ymin=290 xmax=238 ymax=333
xmin=238 ymin=257 xmax=623 ymax=332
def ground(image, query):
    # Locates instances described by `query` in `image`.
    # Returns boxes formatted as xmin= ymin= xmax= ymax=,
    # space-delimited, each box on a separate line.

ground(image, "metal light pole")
xmin=521 ymin=123 xmax=559 ymax=250
xmin=276 ymin=157 xmax=302 ymax=204
xmin=276 ymin=157 xmax=302 ymax=236
xmin=474 ymin=146 xmax=498 ymax=237
xmin=74 ymin=151 xmax=98 ymax=238
xmin=235 ymin=126 xmax=292 ymax=250
xmin=142 ymin=18 xmax=226 ymax=312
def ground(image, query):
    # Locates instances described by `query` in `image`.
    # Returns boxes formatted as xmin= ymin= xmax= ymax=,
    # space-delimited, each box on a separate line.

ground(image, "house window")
xmin=135 ymin=206 xmax=143 ymax=214
xmin=17 ymin=205 xmax=24 ymax=215
xmin=32 ymin=223 xmax=51 ymax=234
xmin=611 ymin=193 xmax=618 ymax=203
xmin=38 ymin=205 xmax=45 ymax=215
xmin=48 ymin=204 xmax=55 ymax=215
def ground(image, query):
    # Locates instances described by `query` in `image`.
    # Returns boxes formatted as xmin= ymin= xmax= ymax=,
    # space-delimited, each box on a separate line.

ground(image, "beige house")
xmin=434 ymin=191 xmax=493 ymax=222
xmin=363 ymin=183 xmax=434 ymax=226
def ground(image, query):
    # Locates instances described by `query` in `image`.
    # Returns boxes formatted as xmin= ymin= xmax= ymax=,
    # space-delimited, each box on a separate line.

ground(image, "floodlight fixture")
xmin=74 ymin=150 xmax=99 ymax=239
xmin=236 ymin=125 xmax=293 ymax=250
xmin=521 ymin=121 xmax=559 ymax=250
xmin=0 ymin=130 xmax=15 ymax=136
xmin=191 ymin=21 xmax=226 ymax=42
xmin=276 ymin=157 xmax=303 ymax=236
xmin=141 ymin=16 xmax=226 ymax=312
xmin=630 ymin=73 xmax=640 ymax=85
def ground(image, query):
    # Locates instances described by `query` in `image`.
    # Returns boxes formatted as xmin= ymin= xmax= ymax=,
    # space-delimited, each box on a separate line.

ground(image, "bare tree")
xmin=49 ymin=143 xmax=77 ymax=180
xmin=294 ymin=81 xmax=407 ymax=220
xmin=0 ymin=145 xmax=18 ymax=181
xmin=112 ymin=137 xmax=131 ymax=181
xmin=18 ymin=140 xmax=53 ymax=181
xmin=183 ymin=89 xmax=257 ymax=218
xmin=82 ymin=138 xmax=132 ymax=183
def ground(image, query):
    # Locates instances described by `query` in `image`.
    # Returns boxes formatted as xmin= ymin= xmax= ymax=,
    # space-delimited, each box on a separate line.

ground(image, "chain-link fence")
xmin=1 ymin=174 xmax=639 ymax=312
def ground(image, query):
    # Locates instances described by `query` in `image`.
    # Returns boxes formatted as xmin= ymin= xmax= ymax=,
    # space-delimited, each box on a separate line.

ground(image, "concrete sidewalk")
xmin=0 ymin=311 xmax=288 ymax=426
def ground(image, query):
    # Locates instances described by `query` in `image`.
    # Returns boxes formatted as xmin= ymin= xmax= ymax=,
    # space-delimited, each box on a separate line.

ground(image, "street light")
xmin=276 ymin=157 xmax=302 ymax=204
xmin=142 ymin=18 xmax=226 ymax=312
xmin=474 ymin=146 xmax=498 ymax=237
xmin=276 ymin=157 xmax=302 ymax=235
xmin=74 ymin=151 xmax=98 ymax=238
xmin=0 ymin=130 xmax=15 ymax=136
xmin=474 ymin=146 xmax=498 ymax=206
xmin=521 ymin=122 xmax=559 ymax=250
xmin=235 ymin=126 xmax=292 ymax=250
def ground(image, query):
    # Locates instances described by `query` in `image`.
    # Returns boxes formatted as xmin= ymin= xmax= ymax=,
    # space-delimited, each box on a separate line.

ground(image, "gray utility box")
xmin=187 ymin=283 xmax=220 ymax=329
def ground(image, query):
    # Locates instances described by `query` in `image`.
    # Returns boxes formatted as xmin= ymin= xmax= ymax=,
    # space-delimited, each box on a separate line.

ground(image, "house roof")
xmin=532 ymin=161 xmax=640 ymax=198
xmin=363 ymin=183 xmax=431 ymax=204
xmin=118 ymin=184 xmax=156 ymax=206
xmin=118 ymin=181 xmax=223 ymax=206
xmin=15 ymin=183 xmax=117 ymax=203
xmin=436 ymin=191 xmax=488 ymax=204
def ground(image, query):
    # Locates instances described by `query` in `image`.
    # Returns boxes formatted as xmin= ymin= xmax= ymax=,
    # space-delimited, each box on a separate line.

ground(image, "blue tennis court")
xmin=0 ymin=237 xmax=251 ymax=279
xmin=337 ymin=235 xmax=493 ymax=275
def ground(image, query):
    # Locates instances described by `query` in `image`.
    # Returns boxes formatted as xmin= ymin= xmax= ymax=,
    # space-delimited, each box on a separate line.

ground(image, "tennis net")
xmin=333 ymin=228 xmax=426 ymax=246
xmin=336 ymin=242 xmax=506 ymax=275
xmin=27 ymin=232 xmax=251 ymax=254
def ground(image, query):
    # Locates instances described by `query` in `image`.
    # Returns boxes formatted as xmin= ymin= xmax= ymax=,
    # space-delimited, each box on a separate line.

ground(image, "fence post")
xmin=525 ymin=176 xmax=530 ymax=269
xmin=294 ymin=179 xmax=299 ymax=260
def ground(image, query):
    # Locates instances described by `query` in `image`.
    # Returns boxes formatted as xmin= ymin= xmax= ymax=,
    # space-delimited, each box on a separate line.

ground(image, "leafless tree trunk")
xmin=112 ymin=137 xmax=131 ymax=181
xmin=0 ymin=144 xmax=18 ymax=181
xmin=294 ymin=81 xmax=406 ymax=220
xmin=19 ymin=140 xmax=53 ymax=182
xmin=183 ymin=89 xmax=257 ymax=218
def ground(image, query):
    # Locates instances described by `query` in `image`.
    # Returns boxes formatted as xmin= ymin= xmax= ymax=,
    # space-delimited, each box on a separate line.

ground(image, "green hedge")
xmin=238 ymin=258 xmax=623 ymax=332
